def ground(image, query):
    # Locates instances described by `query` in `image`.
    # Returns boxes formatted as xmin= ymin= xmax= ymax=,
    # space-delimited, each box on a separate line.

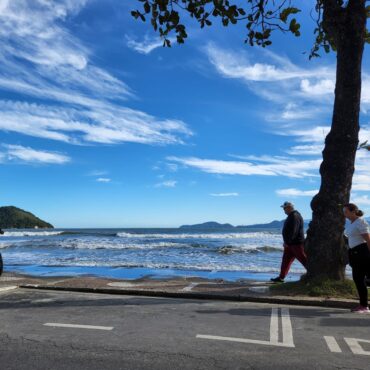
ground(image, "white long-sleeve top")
xmin=345 ymin=218 xmax=370 ymax=248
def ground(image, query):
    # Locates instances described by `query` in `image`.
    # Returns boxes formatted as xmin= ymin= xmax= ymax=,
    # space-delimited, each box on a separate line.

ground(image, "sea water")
xmin=0 ymin=228 xmax=306 ymax=281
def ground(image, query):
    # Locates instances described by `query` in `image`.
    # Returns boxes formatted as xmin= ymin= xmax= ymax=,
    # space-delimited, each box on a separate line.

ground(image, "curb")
xmin=19 ymin=284 xmax=356 ymax=309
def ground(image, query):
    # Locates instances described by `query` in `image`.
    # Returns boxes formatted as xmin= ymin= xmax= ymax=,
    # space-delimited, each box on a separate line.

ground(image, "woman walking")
xmin=343 ymin=203 xmax=370 ymax=313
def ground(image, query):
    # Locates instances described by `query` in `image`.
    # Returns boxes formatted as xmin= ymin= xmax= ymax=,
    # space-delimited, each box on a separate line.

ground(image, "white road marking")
xmin=0 ymin=286 xmax=18 ymax=292
xmin=270 ymin=308 xmax=279 ymax=344
xmin=281 ymin=308 xmax=294 ymax=347
xmin=44 ymin=323 xmax=113 ymax=331
xmin=324 ymin=336 xmax=342 ymax=353
xmin=182 ymin=283 xmax=199 ymax=292
xmin=197 ymin=307 xmax=295 ymax=348
xmin=196 ymin=334 xmax=293 ymax=347
xmin=344 ymin=338 xmax=370 ymax=356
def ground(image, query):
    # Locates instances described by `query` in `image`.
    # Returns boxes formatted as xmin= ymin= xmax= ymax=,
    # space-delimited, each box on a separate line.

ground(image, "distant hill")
xmin=0 ymin=206 xmax=53 ymax=229
xmin=237 ymin=220 xmax=285 ymax=229
xmin=180 ymin=216 xmax=370 ymax=230
xmin=179 ymin=221 xmax=234 ymax=230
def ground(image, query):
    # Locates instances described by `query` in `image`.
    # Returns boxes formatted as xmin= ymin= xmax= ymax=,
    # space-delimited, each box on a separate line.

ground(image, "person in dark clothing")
xmin=270 ymin=201 xmax=307 ymax=283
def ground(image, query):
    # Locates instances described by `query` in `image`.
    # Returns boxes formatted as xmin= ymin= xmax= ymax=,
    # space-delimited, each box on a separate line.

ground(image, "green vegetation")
xmin=270 ymin=276 xmax=358 ymax=299
xmin=0 ymin=206 xmax=53 ymax=229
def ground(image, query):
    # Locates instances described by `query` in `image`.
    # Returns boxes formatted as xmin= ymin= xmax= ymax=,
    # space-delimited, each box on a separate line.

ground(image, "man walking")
xmin=270 ymin=202 xmax=307 ymax=283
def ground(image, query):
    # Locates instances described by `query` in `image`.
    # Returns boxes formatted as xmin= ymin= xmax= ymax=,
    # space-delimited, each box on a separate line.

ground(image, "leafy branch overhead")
xmin=132 ymin=1 xmax=370 ymax=57
xmin=131 ymin=0 xmax=301 ymax=48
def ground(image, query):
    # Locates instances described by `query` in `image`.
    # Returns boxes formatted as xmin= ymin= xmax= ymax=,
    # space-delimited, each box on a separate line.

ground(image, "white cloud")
xmin=96 ymin=177 xmax=111 ymax=183
xmin=287 ymin=144 xmax=324 ymax=156
xmin=155 ymin=180 xmax=177 ymax=188
xmin=204 ymin=44 xmax=370 ymax=121
xmin=276 ymin=188 xmax=318 ymax=197
xmin=126 ymin=35 xmax=167 ymax=54
xmin=210 ymin=193 xmax=239 ymax=197
xmin=300 ymin=79 xmax=335 ymax=96
xmin=205 ymin=44 xmax=332 ymax=82
xmin=88 ymin=170 xmax=108 ymax=177
xmin=0 ymin=1 xmax=192 ymax=146
xmin=3 ymin=144 xmax=70 ymax=164
xmin=168 ymin=156 xmax=320 ymax=178
xmin=351 ymin=194 xmax=370 ymax=206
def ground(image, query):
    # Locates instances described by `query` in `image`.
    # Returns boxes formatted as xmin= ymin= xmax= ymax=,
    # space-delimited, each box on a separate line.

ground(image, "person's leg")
xmin=291 ymin=244 xmax=307 ymax=269
xmin=279 ymin=245 xmax=295 ymax=279
xmin=352 ymin=264 xmax=368 ymax=308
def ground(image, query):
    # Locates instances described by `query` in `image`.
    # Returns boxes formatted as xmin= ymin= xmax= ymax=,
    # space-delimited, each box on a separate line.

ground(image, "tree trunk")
xmin=305 ymin=1 xmax=367 ymax=280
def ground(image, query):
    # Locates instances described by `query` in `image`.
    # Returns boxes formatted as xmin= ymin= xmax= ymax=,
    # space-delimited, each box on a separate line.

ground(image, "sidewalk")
xmin=0 ymin=271 xmax=358 ymax=309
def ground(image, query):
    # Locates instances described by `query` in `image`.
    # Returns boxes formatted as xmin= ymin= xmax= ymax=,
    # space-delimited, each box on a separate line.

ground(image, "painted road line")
xmin=281 ymin=308 xmax=294 ymax=347
xmin=0 ymin=286 xmax=18 ymax=292
xmin=324 ymin=336 xmax=342 ymax=353
xmin=270 ymin=308 xmax=279 ymax=344
xmin=197 ymin=308 xmax=295 ymax=348
xmin=344 ymin=338 xmax=370 ymax=356
xmin=182 ymin=283 xmax=199 ymax=292
xmin=196 ymin=334 xmax=293 ymax=347
xmin=44 ymin=323 xmax=113 ymax=331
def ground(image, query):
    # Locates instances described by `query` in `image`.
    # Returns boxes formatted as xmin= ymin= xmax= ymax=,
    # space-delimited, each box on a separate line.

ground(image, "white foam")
xmin=3 ymin=230 xmax=64 ymax=237
xmin=59 ymin=240 xmax=189 ymax=250
xmin=116 ymin=231 xmax=281 ymax=240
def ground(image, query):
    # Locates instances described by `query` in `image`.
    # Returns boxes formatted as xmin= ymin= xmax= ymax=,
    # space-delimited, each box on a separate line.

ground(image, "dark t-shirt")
xmin=282 ymin=210 xmax=305 ymax=245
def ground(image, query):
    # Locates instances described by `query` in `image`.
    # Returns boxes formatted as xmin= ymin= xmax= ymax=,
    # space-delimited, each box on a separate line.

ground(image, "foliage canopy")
xmin=132 ymin=1 xmax=370 ymax=58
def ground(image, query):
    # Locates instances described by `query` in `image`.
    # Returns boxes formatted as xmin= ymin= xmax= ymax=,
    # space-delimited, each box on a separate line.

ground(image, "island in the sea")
xmin=0 ymin=206 xmax=53 ymax=229
xmin=179 ymin=220 xmax=286 ymax=230
xmin=179 ymin=219 xmax=314 ymax=230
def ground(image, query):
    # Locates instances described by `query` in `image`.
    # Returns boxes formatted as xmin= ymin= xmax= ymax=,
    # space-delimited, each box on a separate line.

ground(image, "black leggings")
xmin=349 ymin=243 xmax=370 ymax=307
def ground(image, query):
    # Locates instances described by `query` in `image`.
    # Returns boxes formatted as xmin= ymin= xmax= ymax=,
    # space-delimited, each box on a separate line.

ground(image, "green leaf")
xmin=143 ymin=2 xmax=150 ymax=13
xmin=280 ymin=7 xmax=301 ymax=23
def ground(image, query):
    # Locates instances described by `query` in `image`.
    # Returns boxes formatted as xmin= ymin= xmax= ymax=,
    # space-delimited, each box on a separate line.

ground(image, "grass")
xmin=270 ymin=276 xmax=360 ymax=299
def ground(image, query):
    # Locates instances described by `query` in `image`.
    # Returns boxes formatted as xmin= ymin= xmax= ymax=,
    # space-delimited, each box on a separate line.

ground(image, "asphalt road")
xmin=0 ymin=288 xmax=370 ymax=370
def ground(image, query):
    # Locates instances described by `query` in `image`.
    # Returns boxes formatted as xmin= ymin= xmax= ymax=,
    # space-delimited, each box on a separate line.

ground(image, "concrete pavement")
xmin=1 ymin=288 xmax=370 ymax=369
xmin=0 ymin=271 xmax=359 ymax=309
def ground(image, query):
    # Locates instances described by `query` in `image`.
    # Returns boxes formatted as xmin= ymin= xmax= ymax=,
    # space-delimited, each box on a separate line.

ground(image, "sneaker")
xmin=270 ymin=277 xmax=284 ymax=283
xmin=351 ymin=305 xmax=370 ymax=313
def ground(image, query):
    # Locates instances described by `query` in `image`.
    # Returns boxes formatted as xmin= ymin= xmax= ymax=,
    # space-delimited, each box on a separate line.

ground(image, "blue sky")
xmin=0 ymin=0 xmax=369 ymax=228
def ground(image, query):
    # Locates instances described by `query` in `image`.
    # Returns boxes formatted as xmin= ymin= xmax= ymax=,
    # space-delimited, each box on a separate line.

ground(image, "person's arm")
xmin=290 ymin=213 xmax=302 ymax=242
xmin=361 ymin=233 xmax=370 ymax=251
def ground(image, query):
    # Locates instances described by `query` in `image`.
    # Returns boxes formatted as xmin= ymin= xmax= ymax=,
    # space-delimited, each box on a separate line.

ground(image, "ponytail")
xmin=343 ymin=203 xmax=364 ymax=217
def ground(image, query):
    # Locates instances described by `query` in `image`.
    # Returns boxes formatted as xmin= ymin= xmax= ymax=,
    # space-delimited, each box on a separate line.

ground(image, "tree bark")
xmin=305 ymin=0 xmax=367 ymax=280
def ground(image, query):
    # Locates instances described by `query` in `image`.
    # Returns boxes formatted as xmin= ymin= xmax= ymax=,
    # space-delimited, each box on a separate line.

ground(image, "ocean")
xmin=0 ymin=228 xmax=306 ymax=281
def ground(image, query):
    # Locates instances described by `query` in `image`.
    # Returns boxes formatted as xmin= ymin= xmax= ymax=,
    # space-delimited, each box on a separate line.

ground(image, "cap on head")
xmin=280 ymin=201 xmax=294 ymax=209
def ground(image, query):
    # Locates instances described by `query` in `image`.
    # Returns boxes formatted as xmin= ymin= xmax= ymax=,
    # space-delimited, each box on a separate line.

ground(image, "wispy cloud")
xmin=96 ymin=177 xmax=111 ymax=183
xmin=0 ymin=1 xmax=192 ymax=146
xmin=88 ymin=170 xmax=109 ymax=177
xmin=276 ymin=188 xmax=318 ymax=197
xmin=2 ymin=144 xmax=70 ymax=164
xmin=210 ymin=193 xmax=239 ymax=197
xmin=155 ymin=180 xmax=177 ymax=188
xmin=204 ymin=43 xmax=370 ymax=121
xmin=167 ymin=156 xmax=320 ymax=178
xmin=351 ymin=194 xmax=370 ymax=206
xmin=205 ymin=44 xmax=332 ymax=82
xmin=125 ymin=35 xmax=168 ymax=54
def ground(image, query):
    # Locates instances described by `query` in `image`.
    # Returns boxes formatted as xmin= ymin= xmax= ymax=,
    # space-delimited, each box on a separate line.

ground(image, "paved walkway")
xmin=0 ymin=272 xmax=358 ymax=309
